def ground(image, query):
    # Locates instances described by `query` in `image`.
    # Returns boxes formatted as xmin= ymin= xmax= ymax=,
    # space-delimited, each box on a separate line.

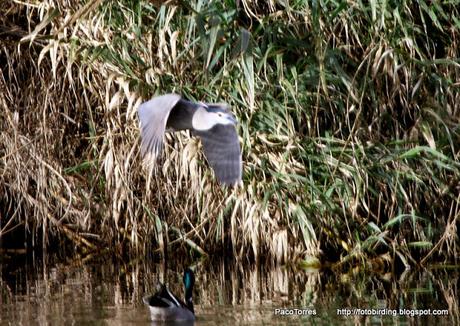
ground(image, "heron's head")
xmin=192 ymin=103 xmax=237 ymax=131
xmin=209 ymin=109 xmax=237 ymax=125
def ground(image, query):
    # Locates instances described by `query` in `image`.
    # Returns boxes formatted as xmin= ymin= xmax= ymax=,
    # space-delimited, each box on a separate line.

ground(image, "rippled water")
xmin=0 ymin=252 xmax=458 ymax=325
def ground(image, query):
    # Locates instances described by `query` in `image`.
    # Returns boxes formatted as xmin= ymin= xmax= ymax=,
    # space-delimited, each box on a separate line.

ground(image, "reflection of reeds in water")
xmin=1 ymin=0 xmax=459 ymax=267
xmin=1 ymin=258 xmax=458 ymax=324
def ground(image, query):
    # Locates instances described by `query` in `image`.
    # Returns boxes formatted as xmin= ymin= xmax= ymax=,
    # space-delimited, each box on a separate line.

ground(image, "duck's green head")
xmin=183 ymin=268 xmax=195 ymax=311
xmin=183 ymin=268 xmax=195 ymax=291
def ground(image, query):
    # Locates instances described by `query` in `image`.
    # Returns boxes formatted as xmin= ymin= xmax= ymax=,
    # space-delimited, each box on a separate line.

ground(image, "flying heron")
xmin=138 ymin=93 xmax=242 ymax=186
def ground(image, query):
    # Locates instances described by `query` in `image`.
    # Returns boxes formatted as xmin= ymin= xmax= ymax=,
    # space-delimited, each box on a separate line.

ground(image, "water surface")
xmin=1 ymin=253 xmax=458 ymax=325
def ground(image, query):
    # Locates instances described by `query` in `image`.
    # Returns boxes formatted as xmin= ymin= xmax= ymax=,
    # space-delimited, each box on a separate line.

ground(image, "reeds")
xmin=0 ymin=0 xmax=459 ymax=267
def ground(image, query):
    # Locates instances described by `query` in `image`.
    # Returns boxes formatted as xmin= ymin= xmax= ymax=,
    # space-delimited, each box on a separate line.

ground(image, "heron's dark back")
xmin=166 ymin=99 xmax=197 ymax=131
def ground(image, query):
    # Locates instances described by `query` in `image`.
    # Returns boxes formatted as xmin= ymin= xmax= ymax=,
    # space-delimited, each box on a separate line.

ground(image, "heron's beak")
xmin=227 ymin=115 xmax=237 ymax=125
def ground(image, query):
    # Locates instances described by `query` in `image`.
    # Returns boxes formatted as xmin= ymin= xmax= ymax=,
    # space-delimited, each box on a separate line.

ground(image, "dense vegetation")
xmin=1 ymin=0 xmax=459 ymax=268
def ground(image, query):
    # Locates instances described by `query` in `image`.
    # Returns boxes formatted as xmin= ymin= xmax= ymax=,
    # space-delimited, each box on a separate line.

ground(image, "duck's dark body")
xmin=143 ymin=268 xmax=195 ymax=322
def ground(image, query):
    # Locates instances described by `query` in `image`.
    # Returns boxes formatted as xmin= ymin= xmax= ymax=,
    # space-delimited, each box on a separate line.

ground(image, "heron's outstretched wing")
xmin=195 ymin=125 xmax=242 ymax=186
xmin=138 ymin=94 xmax=182 ymax=159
